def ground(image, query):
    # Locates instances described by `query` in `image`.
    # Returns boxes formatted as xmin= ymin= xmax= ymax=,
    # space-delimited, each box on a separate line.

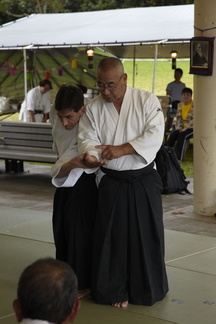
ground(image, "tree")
xmin=0 ymin=0 xmax=67 ymax=24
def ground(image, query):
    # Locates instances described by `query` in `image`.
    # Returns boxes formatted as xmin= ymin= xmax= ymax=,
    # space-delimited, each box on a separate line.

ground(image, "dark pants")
xmin=165 ymin=128 xmax=193 ymax=161
xmin=92 ymin=164 xmax=168 ymax=306
xmin=52 ymin=172 xmax=98 ymax=290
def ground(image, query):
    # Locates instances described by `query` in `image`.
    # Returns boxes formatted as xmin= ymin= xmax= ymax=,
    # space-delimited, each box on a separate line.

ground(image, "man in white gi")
xmin=78 ymin=57 xmax=169 ymax=307
xmin=19 ymin=79 xmax=52 ymax=122
xmin=13 ymin=258 xmax=80 ymax=324
xmin=50 ymin=84 xmax=106 ymax=299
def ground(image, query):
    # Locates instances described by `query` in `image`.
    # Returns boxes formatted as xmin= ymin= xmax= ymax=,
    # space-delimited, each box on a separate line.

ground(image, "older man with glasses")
xmin=78 ymin=57 xmax=168 ymax=308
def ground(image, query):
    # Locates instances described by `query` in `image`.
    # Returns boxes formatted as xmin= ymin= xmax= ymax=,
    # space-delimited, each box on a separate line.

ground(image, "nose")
xmin=62 ymin=117 xmax=69 ymax=127
xmin=102 ymin=87 xmax=111 ymax=94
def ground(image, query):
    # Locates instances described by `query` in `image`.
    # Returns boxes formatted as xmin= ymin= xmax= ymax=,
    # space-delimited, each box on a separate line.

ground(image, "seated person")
xmin=13 ymin=257 xmax=80 ymax=324
xmin=165 ymin=87 xmax=193 ymax=161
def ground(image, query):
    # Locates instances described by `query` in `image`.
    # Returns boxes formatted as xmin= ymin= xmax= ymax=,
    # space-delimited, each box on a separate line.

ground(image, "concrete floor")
xmin=1 ymin=162 xmax=216 ymax=324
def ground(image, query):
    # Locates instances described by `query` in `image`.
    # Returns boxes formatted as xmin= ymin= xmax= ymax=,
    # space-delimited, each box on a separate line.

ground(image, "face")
xmin=57 ymin=108 xmax=84 ymax=130
xmin=182 ymin=92 xmax=192 ymax=105
xmin=40 ymin=85 xmax=51 ymax=94
xmin=174 ymin=71 xmax=182 ymax=81
xmin=196 ymin=43 xmax=202 ymax=55
xmin=97 ymin=68 xmax=127 ymax=104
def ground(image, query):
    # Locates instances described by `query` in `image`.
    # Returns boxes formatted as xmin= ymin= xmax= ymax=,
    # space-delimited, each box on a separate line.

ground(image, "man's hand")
xmin=83 ymin=153 xmax=108 ymax=168
xmin=72 ymin=154 xmax=89 ymax=169
xmin=56 ymin=154 xmax=87 ymax=178
xmin=95 ymin=143 xmax=136 ymax=160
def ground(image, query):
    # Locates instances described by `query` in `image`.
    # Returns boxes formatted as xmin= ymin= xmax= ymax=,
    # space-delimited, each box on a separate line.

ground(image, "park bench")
xmin=0 ymin=120 xmax=57 ymax=173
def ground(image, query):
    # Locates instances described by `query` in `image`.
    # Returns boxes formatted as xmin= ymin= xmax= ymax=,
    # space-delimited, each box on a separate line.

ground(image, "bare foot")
xmin=77 ymin=289 xmax=91 ymax=299
xmin=112 ymin=302 xmax=121 ymax=307
xmin=120 ymin=301 xmax=128 ymax=308
xmin=112 ymin=301 xmax=128 ymax=308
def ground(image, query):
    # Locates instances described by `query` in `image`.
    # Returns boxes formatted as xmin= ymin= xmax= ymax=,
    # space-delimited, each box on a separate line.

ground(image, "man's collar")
xmin=21 ymin=319 xmax=55 ymax=324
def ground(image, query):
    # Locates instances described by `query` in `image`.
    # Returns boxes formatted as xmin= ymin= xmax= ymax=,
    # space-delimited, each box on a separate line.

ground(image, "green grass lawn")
xmin=123 ymin=59 xmax=193 ymax=95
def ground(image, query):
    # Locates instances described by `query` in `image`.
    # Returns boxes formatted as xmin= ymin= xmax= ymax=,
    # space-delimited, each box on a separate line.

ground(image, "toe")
xmin=112 ymin=302 xmax=121 ymax=307
xmin=121 ymin=301 xmax=128 ymax=308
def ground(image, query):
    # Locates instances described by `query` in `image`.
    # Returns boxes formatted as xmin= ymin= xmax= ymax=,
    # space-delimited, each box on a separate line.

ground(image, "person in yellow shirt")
xmin=165 ymin=87 xmax=193 ymax=161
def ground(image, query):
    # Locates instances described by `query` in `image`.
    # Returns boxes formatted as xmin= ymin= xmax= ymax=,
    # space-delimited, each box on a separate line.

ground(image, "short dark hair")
xmin=175 ymin=68 xmax=183 ymax=76
xmin=182 ymin=87 xmax=193 ymax=96
xmin=39 ymin=79 xmax=53 ymax=89
xmin=76 ymin=83 xmax=87 ymax=94
xmin=55 ymin=84 xmax=84 ymax=112
xmin=17 ymin=258 xmax=78 ymax=324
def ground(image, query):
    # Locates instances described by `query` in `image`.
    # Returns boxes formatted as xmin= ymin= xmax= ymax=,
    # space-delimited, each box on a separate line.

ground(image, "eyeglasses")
xmin=96 ymin=75 xmax=124 ymax=91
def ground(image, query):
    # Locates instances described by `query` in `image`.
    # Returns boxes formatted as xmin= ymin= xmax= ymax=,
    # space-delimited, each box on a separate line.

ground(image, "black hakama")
xmin=52 ymin=172 xmax=97 ymax=290
xmin=92 ymin=163 xmax=168 ymax=305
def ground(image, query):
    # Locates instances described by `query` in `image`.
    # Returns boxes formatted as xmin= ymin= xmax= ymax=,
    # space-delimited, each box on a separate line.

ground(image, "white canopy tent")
xmin=0 ymin=4 xmax=194 ymax=95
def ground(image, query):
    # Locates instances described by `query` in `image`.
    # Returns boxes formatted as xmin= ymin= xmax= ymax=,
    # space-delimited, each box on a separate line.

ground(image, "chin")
xmin=104 ymin=97 xmax=113 ymax=102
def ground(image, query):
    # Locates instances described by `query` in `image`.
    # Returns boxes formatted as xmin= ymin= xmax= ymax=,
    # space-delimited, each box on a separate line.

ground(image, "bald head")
xmin=97 ymin=57 xmax=124 ymax=75
xmin=96 ymin=57 xmax=127 ymax=106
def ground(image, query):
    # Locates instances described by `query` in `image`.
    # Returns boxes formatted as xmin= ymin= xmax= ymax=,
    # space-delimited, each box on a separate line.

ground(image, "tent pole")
xmin=152 ymin=44 xmax=158 ymax=94
xmin=132 ymin=45 xmax=136 ymax=88
xmin=23 ymin=48 xmax=27 ymax=98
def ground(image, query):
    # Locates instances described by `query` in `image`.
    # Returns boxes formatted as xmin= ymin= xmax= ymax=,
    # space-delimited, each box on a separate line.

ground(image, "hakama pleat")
xmin=92 ymin=164 xmax=168 ymax=305
xmin=53 ymin=172 xmax=97 ymax=290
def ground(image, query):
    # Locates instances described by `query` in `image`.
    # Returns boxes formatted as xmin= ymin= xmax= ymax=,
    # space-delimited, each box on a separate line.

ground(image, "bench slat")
xmin=0 ymin=125 xmax=52 ymax=135
xmin=0 ymin=121 xmax=57 ymax=171
xmin=0 ymin=138 xmax=53 ymax=148
xmin=0 ymin=147 xmax=57 ymax=163
xmin=0 ymin=131 xmax=53 ymax=141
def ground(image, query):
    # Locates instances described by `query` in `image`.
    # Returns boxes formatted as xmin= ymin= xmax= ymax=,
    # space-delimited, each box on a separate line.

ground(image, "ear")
xmin=13 ymin=299 xmax=23 ymax=323
xmin=79 ymin=105 xmax=86 ymax=116
xmin=122 ymin=73 xmax=127 ymax=83
xmin=63 ymin=299 xmax=81 ymax=324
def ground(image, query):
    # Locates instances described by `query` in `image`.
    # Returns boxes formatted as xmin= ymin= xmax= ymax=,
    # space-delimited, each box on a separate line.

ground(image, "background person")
xmin=19 ymin=79 xmax=52 ymax=122
xmin=78 ymin=57 xmax=168 ymax=308
xmin=165 ymin=87 xmax=193 ymax=161
xmin=165 ymin=68 xmax=186 ymax=134
xmin=50 ymin=84 xmax=103 ymax=299
xmin=166 ymin=68 xmax=186 ymax=109
xmin=13 ymin=257 xmax=80 ymax=324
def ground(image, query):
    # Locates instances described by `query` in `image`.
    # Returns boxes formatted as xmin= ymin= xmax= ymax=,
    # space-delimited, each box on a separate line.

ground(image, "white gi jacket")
xmin=78 ymin=87 xmax=164 ymax=177
xmin=50 ymin=106 xmax=95 ymax=188
xmin=19 ymin=86 xmax=51 ymax=122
